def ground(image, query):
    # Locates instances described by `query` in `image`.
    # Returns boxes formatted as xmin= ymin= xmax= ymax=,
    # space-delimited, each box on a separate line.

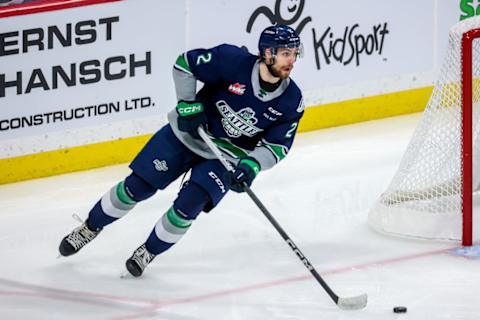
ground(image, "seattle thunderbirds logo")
xmin=216 ymin=100 xmax=263 ymax=138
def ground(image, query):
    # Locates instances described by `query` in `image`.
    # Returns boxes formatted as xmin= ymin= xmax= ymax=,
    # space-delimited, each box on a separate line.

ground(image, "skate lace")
xmin=131 ymin=245 xmax=155 ymax=270
xmin=66 ymin=214 xmax=99 ymax=250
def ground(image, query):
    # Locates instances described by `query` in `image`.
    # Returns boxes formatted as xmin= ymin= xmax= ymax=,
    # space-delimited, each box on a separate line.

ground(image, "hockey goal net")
xmin=368 ymin=17 xmax=480 ymax=246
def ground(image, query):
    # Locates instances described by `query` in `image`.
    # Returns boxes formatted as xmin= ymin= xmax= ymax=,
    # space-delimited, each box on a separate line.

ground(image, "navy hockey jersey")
xmin=169 ymin=44 xmax=304 ymax=170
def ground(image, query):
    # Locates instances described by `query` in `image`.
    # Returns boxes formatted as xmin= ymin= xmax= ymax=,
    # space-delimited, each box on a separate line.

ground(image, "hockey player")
xmin=58 ymin=25 xmax=305 ymax=277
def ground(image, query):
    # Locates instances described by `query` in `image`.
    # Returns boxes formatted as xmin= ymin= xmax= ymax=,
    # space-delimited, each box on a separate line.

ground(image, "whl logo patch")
xmin=216 ymin=100 xmax=263 ymax=138
xmin=228 ymin=83 xmax=246 ymax=95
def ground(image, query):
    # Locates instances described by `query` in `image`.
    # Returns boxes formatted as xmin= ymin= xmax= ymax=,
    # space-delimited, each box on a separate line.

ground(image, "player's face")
xmin=269 ymin=48 xmax=299 ymax=79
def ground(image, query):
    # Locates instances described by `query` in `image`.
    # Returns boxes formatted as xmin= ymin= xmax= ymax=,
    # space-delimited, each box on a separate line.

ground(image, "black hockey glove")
xmin=227 ymin=157 xmax=261 ymax=193
xmin=176 ymin=100 xmax=207 ymax=138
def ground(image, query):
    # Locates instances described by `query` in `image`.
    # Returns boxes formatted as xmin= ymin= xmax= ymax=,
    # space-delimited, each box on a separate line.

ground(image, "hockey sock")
xmin=145 ymin=207 xmax=189 ymax=255
xmin=145 ymin=181 xmax=209 ymax=255
xmin=87 ymin=173 xmax=157 ymax=230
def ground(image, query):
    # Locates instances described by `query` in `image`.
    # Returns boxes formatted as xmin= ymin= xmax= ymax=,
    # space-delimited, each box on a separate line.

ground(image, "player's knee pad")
xmin=173 ymin=181 xmax=211 ymax=220
xmin=124 ymin=172 xmax=157 ymax=202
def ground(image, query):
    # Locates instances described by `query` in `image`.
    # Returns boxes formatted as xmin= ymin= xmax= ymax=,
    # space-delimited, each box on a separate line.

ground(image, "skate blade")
xmin=120 ymin=270 xmax=133 ymax=279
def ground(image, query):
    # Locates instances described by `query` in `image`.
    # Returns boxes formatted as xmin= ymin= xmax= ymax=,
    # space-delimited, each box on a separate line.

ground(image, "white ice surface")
xmin=1 ymin=113 xmax=479 ymax=320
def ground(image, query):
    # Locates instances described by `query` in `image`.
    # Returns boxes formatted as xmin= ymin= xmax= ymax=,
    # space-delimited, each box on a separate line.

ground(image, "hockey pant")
xmin=86 ymin=124 xmax=230 ymax=255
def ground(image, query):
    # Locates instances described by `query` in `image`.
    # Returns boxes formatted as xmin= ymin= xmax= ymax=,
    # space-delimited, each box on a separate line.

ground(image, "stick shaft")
xmin=242 ymin=184 xmax=339 ymax=303
xmin=198 ymin=127 xmax=340 ymax=304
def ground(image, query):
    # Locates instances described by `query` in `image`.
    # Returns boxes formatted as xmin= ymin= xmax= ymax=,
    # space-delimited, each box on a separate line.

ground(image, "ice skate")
xmin=125 ymin=244 xmax=156 ymax=277
xmin=58 ymin=218 xmax=101 ymax=256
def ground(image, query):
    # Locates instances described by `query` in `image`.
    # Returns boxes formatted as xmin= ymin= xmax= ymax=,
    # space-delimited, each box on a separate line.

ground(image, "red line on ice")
xmin=0 ymin=245 xmax=457 ymax=319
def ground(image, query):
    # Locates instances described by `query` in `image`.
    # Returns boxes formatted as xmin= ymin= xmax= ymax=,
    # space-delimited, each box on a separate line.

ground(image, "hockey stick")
xmin=198 ymin=126 xmax=367 ymax=310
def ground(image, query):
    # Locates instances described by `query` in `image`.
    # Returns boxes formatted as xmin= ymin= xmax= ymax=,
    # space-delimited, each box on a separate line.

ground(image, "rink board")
xmin=0 ymin=0 xmax=458 ymax=183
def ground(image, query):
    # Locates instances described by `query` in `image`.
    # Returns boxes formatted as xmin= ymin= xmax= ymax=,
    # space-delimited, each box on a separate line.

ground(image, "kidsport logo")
xmin=246 ymin=0 xmax=390 ymax=70
xmin=460 ymin=0 xmax=480 ymax=20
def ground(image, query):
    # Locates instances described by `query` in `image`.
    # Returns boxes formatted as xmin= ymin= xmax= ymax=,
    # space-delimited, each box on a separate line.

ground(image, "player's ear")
xmin=264 ymin=48 xmax=273 ymax=63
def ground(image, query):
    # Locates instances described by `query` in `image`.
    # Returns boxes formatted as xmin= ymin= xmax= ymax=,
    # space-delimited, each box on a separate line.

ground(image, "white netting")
xmin=368 ymin=16 xmax=480 ymax=242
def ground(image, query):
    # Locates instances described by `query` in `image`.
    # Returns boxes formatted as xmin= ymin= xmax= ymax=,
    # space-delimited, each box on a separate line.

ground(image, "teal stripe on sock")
xmin=116 ymin=181 xmax=137 ymax=205
xmin=166 ymin=207 xmax=192 ymax=228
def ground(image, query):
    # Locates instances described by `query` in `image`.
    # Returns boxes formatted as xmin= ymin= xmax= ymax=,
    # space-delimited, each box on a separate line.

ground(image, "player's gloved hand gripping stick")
xmin=226 ymin=157 xmax=260 ymax=193
xmin=176 ymin=101 xmax=207 ymax=138
xmin=197 ymin=126 xmax=367 ymax=310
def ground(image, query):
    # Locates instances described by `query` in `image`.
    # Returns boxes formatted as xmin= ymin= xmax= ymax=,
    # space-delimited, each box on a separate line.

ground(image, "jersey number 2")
xmin=286 ymin=122 xmax=298 ymax=138
xmin=196 ymin=53 xmax=212 ymax=65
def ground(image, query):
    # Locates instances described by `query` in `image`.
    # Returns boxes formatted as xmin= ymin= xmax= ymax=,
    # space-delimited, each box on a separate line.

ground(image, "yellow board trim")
xmin=298 ymin=86 xmax=432 ymax=132
xmin=0 ymin=86 xmax=433 ymax=185
xmin=0 ymin=135 xmax=151 ymax=185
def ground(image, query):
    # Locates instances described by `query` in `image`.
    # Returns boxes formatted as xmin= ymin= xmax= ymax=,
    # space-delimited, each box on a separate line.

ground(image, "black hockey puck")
xmin=393 ymin=306 xmax=407 ymax=313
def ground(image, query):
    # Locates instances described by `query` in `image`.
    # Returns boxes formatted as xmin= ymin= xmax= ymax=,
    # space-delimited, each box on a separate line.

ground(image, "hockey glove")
xmin=227 ymin=157 xmax=261 ymax=193
xmin=176 ymin=100 xmax=207 ymax=138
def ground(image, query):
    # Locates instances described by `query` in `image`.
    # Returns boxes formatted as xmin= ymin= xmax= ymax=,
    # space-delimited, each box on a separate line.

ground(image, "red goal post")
xmin=462 ymin=27 xmax=480 ymax=246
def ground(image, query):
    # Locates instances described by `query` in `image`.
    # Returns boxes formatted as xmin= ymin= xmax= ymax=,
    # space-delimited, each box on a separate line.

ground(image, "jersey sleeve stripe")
xmin=174 ymin=53 xmax=192 ymax=75
xmin=212 ymin=138 xmax=249 ymax=158
xmin=260 ymin=139 xmax=289 ymax=162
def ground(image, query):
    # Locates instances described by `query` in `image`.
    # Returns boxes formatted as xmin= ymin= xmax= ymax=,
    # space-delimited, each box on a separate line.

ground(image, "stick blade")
xmin=337 ymin=293 xmax=368 ymax=310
